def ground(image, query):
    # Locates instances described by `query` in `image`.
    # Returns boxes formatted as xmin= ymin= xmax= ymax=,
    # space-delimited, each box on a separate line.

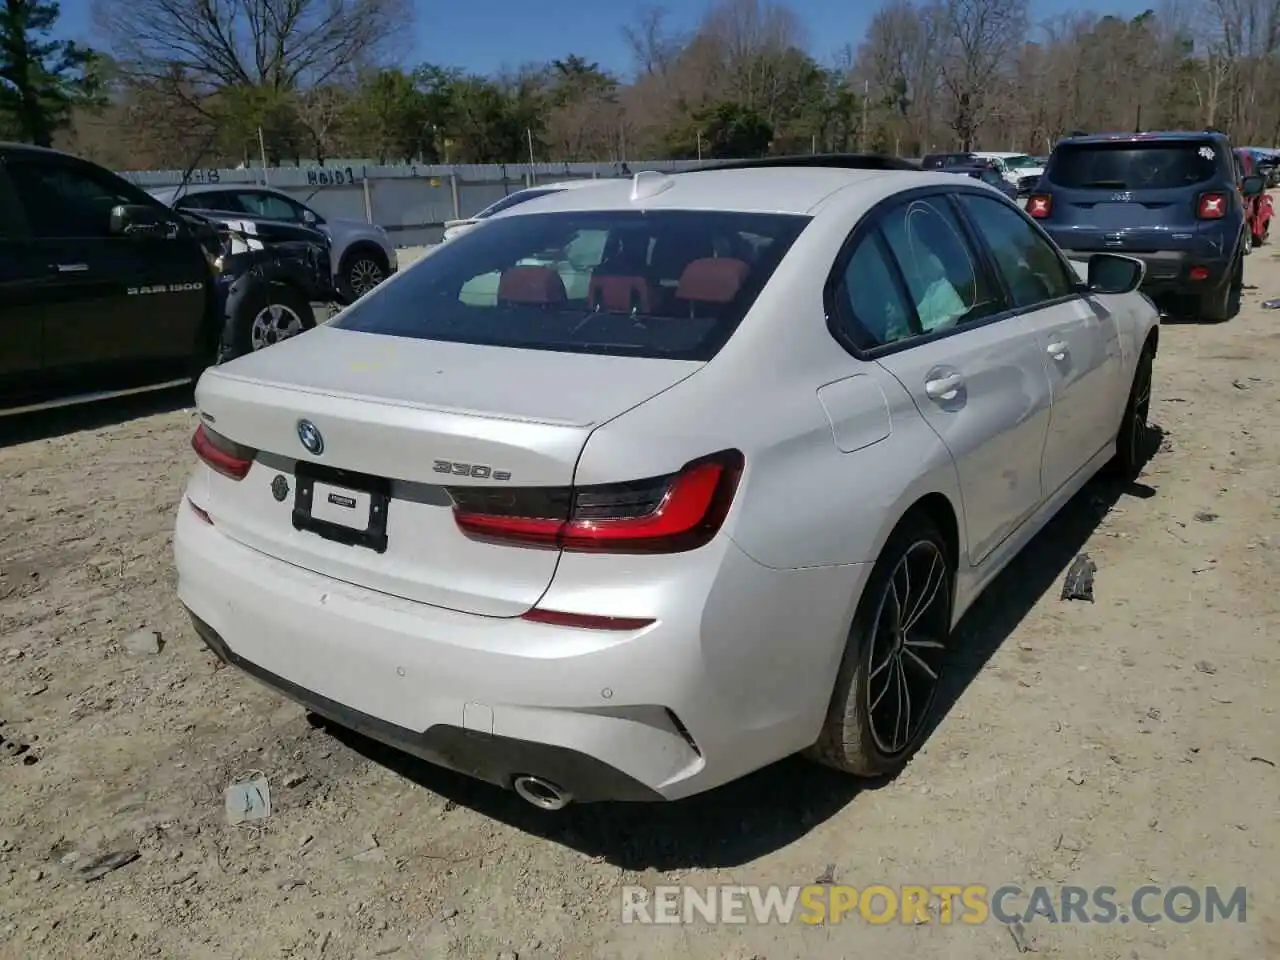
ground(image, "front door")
xmin=4 ymin=156 xmax=208 ymax=374
xmin=955 ymin=193 xmax=1124 ymax=493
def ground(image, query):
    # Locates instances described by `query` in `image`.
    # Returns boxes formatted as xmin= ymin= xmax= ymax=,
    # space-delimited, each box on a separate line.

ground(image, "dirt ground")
xmin=1 ymin=251 xmax=1277 ymax=960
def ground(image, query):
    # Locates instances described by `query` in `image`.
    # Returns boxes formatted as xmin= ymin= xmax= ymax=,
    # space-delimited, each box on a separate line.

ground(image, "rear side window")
xmin=333 ymin=209 xmax=809 ymax=361
xmin=878 ymin=197 xmax=1001 ymax=332
xmin=1047 ymin=142 xmax=1221 ymax=189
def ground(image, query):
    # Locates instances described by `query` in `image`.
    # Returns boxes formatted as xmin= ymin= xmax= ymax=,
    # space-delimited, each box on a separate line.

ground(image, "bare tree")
xmin=623 ymin=5 xmax=685 ymax=79
xmin=934 ymin=0 xmax=1029 ymax=149
xmin=699 ymin=0 xmax=807 ymax=120
xmin=91 ymin=0 xmax=410 ymax=101
xmin=857 ymin=0 xmax=942 ymax=152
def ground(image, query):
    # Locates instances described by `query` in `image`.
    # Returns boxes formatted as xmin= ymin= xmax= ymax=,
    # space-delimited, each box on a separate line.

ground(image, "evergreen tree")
xmin=0 ymin=0 xmax=101 ymax=146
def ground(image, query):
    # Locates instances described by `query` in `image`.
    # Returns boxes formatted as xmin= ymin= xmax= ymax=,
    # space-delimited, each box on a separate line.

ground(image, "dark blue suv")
xmin=1028 ymin=131 xmax=1264 ymax=320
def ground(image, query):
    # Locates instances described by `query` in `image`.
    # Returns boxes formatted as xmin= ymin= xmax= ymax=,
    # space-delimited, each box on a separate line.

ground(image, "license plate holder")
xmin=292 ymin=462 xmax=390 ymax=553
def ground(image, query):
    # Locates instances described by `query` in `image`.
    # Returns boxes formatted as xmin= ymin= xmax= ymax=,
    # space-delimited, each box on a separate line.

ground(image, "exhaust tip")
xmin=513 ymin=775 xmax=572 ymax=811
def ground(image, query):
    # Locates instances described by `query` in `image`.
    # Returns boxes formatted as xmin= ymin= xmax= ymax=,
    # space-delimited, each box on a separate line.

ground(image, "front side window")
xmin=177 ymin=192 xmax=243 ymax=213
xmin=878 ymin=196 xmax=1000 ymax=332
xmin=6 ymin=160 xmax=153 ymax=239
xmin=958 ymin=194 xmax=1077 ymax=308
xmin=334 ymin=209 xmax=809 ymax=361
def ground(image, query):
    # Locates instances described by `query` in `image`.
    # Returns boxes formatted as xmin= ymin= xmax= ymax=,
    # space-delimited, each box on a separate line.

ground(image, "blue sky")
xmin=54 ymin=0 xmax=1156 ymax=77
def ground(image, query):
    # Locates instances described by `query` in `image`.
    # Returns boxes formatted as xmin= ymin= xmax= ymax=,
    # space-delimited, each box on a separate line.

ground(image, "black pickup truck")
xmin=0 ymin=143 xmax=334 ymax=416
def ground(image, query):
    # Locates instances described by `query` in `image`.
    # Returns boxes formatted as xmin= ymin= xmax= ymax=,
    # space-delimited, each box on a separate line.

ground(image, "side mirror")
xmin=1242 ymin=174 xmax=1265 ymax=197
xmin=109 ymin=203 xmax=170 ymax=237
xmin=1086 ymin=253 xmax=1144 ymax=295
xmin=301 ymin=208 xmax=319 ymax=225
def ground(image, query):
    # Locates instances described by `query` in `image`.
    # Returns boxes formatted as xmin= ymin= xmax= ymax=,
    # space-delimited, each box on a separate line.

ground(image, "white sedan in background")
xmin=441 ymin=179 xmax=608 ymax=242
xmin=175 ymin=159 xmax=1159 ymax=809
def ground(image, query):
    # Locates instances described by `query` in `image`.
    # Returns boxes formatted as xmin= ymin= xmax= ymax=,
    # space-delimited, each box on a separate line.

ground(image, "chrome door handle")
xmin=52 ymin=263 xmax=89 ymax=273
xmin=1047 ymin=340 xmax=1069 ymax=360
xmin=924 ymin=372 xmax=965 ymax=400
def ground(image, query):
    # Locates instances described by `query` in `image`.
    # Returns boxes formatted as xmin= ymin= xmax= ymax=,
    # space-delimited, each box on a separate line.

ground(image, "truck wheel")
xmin=221 ymin=279 xmax=315 ymax=361
xmin=1197 ymin=254 xmax=1242 ymax=323
xmin=340 ymin=246 xmax=390 ymax=300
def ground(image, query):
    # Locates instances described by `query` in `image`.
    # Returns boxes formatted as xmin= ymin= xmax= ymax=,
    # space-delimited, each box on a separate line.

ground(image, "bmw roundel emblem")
xmin=297 ymin=419 xmax=324 ymax=456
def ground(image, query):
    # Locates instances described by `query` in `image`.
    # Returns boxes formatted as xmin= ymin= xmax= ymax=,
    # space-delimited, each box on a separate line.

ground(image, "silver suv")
xmin=151 ymin=184 xmax=397 ymax=300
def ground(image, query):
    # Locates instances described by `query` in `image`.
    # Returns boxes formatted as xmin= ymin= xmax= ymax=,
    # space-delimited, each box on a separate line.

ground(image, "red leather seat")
xmin=675 ymin=258 xmax=750 ymax=305
xmin=588 ymin=275 xmax=653 ymax=313
xmin=497 ymin=266 xmax=567 ymax=304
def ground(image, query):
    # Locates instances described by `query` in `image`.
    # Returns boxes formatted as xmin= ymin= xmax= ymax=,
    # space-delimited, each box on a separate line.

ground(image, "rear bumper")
xmin=1058 ymin=248 xmax=1233 ymax=293
xmin=173 ymin=500 xmax=864 ymax=802
xmin=188 ymin=611 xmax=662 ymax=801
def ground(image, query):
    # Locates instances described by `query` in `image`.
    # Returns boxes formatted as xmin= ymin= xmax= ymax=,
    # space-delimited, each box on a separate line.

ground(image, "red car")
xmin=1235 ymin=149 xmax=1273 ymax=246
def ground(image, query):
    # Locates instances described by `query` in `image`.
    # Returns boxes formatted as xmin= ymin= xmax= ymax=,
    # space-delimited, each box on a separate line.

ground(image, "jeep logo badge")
xmin=297 ymin=419 xmax=323 ymax=456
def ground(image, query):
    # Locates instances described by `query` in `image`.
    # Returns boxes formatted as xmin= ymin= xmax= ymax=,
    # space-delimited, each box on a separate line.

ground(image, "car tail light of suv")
xmin=192 ymin=424 xmax=257 ymax=480
xmin=1027 ymin=194 xmax=1052 ymax=218
xmin=1197 ymin=192 xmax=1228 ymax=219
xmin=448 ymin=450 xmax=745 ymax=554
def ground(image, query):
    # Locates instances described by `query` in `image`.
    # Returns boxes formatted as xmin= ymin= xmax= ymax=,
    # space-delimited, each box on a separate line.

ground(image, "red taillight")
xmin=449 ymin=450 xmax=744 ymax=554
xmin=1189 ymin=265 xmax=1210 ymax=281
xmin=1027 ymin=194 xmax=1052 ymax=218
xmin=191 ymin=423 xmax=256 ymax=480
xmin=1197 ymin=192 xmax=1227 ymax=219
xmin=520 ymin=609 xmax=655 ymax=631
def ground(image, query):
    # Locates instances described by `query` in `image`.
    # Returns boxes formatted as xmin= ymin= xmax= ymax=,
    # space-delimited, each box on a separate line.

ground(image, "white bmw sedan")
xmin=174 ymin=159 xmax=1159 ymax=808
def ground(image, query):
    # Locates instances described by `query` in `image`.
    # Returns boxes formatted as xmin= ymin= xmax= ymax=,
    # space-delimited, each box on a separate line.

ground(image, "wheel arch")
xmin=902 ymin=492 xmax=962 ymax=578
xmin=339 ymin=239 xmax=391 ymax=272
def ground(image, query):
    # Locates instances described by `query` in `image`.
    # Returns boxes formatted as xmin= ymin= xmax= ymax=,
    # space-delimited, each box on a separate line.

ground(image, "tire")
xmin=220 ymin=279 xmax=315 ymax=362
xmin=1108 ymin=345 xmax=1154 ymax=481
xmin=1197 ymin=252 xmax=1242 ymax=322
xmin=340 ymin=246 xmax=390 ymax=300
xmin=805 ymin=513 xmax=954 ymax=778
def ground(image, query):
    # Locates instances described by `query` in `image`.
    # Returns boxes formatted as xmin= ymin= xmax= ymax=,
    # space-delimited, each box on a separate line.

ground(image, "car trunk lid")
xmin=192 ymin=327 xmax=702 ymax=616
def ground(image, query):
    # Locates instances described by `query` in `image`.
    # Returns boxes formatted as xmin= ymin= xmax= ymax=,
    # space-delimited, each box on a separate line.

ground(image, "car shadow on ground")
xmin=321 ymin=426 xmax=1167 ymax=871
xmin=0 ymin=387 xmax=193 ymax=449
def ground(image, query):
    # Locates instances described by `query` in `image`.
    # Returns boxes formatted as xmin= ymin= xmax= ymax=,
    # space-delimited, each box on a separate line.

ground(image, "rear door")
xmin=833 ymin=191 xmax=1053 ymax=565
xmin=956 ymin=193 xmax=1124 ymax=492
xmin=4 ymin=155 xmax=208 ymax=371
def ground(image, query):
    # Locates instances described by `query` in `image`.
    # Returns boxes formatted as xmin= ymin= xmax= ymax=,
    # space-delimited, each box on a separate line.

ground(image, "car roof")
xmin=485 ymin=166 xmax=990 ymax=218
xmin=1058 ymin=131 xmax=1229 ymax=146
xmin=0 ymin=142 xmax=70 ymax=157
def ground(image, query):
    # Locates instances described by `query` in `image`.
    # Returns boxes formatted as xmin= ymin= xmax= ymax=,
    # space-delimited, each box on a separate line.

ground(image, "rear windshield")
xmin=333 ymin=209 xmax=810 ymax=361
xmin=474 ymin=188 xmax=564 ymax=219
xmin=1047 ymin=141 xmax=1222 ymax=189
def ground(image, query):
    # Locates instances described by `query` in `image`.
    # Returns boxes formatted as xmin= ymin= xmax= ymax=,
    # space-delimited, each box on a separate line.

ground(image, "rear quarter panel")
xmin=574 ymin=182 xmax=966 ymax=572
